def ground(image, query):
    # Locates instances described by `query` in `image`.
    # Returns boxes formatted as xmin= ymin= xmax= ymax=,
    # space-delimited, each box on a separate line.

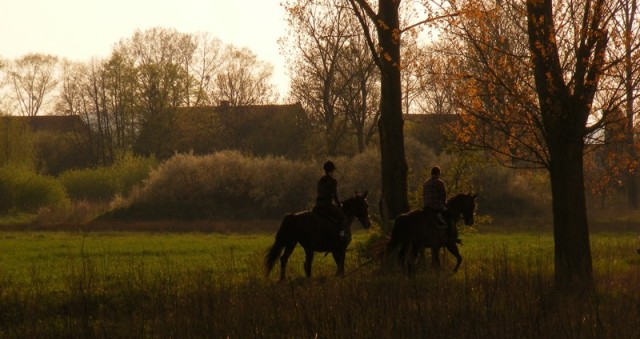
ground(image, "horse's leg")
xmin=408 ymin=245 xmax=422 ymax=278
xmin=446 ymin=243 xmax=463 ymax=273
xmin=279 ymin=243 xmax=296 ymax=282
xmin=431 ymin=246 xmax=442 ymax=272
xmin=398 ymin=243 xmax=410 ymax=275
xmin=332 ymin=249 xmax=346 ymax=277
xmin=303 ymin=248 xmax=315 ymax=278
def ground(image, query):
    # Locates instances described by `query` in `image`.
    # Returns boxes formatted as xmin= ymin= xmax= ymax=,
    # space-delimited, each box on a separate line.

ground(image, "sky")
xmin=0 ymin=0 xmax=290 ymax=96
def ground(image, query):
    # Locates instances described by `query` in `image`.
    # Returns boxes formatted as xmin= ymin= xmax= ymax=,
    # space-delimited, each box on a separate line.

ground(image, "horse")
xmin=386 ymin=193 xmax=477 ymax=276
xmin=265 ymin=191 xmax=371 ymax=281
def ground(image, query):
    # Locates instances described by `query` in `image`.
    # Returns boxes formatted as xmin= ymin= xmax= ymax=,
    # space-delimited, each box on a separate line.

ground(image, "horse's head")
xmin=343 ymin=191 xmax=371 ymax=229
xmin=447 ymin=193 xmax=477 ymax=226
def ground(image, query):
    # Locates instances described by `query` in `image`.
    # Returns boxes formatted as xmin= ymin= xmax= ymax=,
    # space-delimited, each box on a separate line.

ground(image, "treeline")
xmin=0 ymin=25 xmax=384 ymax=170
xmin=0 ymin=28 xmax=285 ymax=166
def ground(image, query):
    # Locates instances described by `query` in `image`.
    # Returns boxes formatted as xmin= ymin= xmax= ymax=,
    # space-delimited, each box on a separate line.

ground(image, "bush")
xmin=119 ymin=151 xmax=387 ymax=220
xmin=59 ymin=153 xmax=156 ymax=202
xmin=59 ymin=167 xmax=118 ymax=202
xmin=111 ymin=153 xmax=157 ymax=196
xmin=113 ymin=146 xmax=553 ymax=221
xmin=475 ymin=166 xmax=551 ymax=217
xmin=129 ymin=151 xmax=316 ymax=218
xmin=0 ymin=164 xmax=70 ymax=214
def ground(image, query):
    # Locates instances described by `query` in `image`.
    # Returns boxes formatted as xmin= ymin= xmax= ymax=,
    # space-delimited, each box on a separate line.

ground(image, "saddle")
xmin=423 ymin=208 xmax=448 ymax=228
xmin=312 ymin=209 xmax=340 ymax=228
xmin=312 ymin=210 xmax=350 ymax=243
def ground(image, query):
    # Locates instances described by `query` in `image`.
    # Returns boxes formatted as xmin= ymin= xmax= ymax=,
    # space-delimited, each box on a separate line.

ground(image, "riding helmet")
xmin=323 ymin=160 xmax=336 ymax=173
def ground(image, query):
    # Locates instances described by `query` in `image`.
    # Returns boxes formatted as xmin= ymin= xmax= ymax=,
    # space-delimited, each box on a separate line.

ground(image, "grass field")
xmin=0 ymin=227 xmax=639 ymax=338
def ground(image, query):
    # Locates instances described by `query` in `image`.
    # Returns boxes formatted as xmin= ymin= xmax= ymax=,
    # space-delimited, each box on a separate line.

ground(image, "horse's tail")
xmin=265 ymin=214 xmax=294 ymax=276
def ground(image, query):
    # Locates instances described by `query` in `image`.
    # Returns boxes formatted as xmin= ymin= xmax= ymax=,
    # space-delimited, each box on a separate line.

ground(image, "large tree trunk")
xmin=377 ymin=0 xmax=409 ymax=221
xmin=526 ymin=0 xmax=605 ymax=292
xmin=548 ymin=136 xmax=593 ymax=292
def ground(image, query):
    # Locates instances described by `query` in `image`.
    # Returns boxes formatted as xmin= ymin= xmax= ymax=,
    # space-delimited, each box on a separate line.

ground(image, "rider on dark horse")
xmin=423 ymin=166 xmax=461 ymax=244
xmin=313 ymin=160 xmax=348 ymax=242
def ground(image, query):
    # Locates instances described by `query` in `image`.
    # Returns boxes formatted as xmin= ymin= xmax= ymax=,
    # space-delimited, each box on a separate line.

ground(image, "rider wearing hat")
xmin=313 ymin=160 xmax=348 ymax=241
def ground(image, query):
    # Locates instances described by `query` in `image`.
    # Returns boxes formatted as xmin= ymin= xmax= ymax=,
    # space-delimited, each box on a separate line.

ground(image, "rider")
xmin=423 ymin=166 xmax=460 ymax=244
xmin=313 ymin=160 xmax=348 ymax=242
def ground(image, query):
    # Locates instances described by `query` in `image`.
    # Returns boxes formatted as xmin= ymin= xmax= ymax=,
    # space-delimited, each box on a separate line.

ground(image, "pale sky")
xmin=0 ymin=0 xmax=290 ymax=96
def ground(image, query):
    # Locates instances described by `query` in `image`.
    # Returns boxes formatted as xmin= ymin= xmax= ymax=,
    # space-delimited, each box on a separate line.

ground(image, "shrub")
xmin=131 ymin=151 xmax=317 ymax=218
xmin=475 ymin=166 xmax=551 ymax=217
xmin=116 ymin=145 xmax=553 ymax=221
xmin=0 ymin=164 xmax=70 ymax=214
xmin=59 ymin=167 xmax=118 ymax=202
xmin=59 ymin=153 xmax=156 ymax=203
xmin=111 ymin=153 xmax=157 ymax=196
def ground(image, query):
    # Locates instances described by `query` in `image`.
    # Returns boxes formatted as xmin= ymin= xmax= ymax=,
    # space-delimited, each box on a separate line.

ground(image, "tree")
xmin=609 ymin=0 xmax=640 ymax=208
xmin=114 ymin=27 xmax=196 ymax=159
xmin=8 ymin=53 xmax=58 ymax=116
xmin=337 ymin=34 xmax=380 ymax=153
xmin=284 ymin=0 xmax=355 ymax=155
xmin=214 ymin=46 xmax=275 ymax=107
xmin=0 ymin=58 xmax=9 ymax=115
xmin=102 ymin=51 xmax=139 ymax=153
xmin=56 ymin=59 xmax=104 ymax=165
xmin=527 ymin=0 xmax=610 ymax=291
xmin=283 ymin=0 xmax=380 ymax=155
xmin=348 ymin=0 xmax=409 ymax=220
xmin=189 ymin=33 xmax=225 ymax=107
xmin=438 ymin=0 xmax=611 ymax=291
xmin=55 ymin=55 xmax=140 ymax=166
xmin=212 ymin=46 xmax=276 ymax=150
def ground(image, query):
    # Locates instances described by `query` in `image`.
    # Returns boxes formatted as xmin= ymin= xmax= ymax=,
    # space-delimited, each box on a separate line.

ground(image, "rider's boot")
xmin=448 ymin=222 xmax=462 ymax=245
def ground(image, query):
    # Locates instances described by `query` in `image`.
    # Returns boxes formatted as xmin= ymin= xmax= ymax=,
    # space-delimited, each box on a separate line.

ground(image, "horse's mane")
xmin=447 ymin=193 xmax=468 ymax=205
xmin=342 ymin=192 xmax=367 ymax=206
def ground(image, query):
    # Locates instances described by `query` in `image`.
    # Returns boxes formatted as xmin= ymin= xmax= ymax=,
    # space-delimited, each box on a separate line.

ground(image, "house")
xmin=172 ymin=102 xmax=311 ymax=158
xmin=2 ymin=115 xmax=87 ymax=134
xmin=1 ymin=115 xmax=91 ymax=174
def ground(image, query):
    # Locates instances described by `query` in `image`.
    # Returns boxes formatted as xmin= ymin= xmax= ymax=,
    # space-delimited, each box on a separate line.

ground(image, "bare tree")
xmin=0 ymin=57 xmax=10 ymax=115
xmin=8 ymin=53 xmax=58 ymax=116
xmin=336 ymin=32 xmax=380 ymax=153
xmin=283 ymin=0 xmax=379 ymax=155
xmin=189 ymin=33 xmax=225 ymax=107
xmin=608 ymin=0 xmax=640 ymax=208
xmin=214 ymin=46 xmax=275 ymax=107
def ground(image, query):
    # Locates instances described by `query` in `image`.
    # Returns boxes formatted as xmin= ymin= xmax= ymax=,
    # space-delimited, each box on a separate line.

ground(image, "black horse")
xmin=386 ymin=193 xmax=477 ymax=276
xmin=265 ymin=192 xmax=371 ymax=281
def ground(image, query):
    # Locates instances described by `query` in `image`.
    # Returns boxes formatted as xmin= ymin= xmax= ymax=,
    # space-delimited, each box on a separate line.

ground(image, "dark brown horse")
xmin=386 ymin=193 xmax=477 ymax=276
xmin=265 ymin=192 xmax=371 ymax=281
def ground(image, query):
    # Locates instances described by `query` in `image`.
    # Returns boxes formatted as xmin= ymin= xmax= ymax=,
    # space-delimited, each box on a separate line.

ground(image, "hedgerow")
xmin=59 ymin=153 xmax=156 ymax=202
xmin=121 ymin=150 xmax=386 ymax=219
xmin=0 ymin=164 xmax=70 ymax=214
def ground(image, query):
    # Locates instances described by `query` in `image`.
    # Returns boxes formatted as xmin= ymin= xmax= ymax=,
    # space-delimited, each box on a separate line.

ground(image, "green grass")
xmin=0 ymin=232 xmax=274 ymax=289
xmin=0 ymin=229 xmax=638 ymax=338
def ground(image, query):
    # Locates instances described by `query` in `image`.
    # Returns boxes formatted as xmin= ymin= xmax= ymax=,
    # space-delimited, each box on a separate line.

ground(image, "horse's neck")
xmin=341 ymin=198 xmax=356 ymax=224
xmin=446 ymin=201 xmax=462 ymax=223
